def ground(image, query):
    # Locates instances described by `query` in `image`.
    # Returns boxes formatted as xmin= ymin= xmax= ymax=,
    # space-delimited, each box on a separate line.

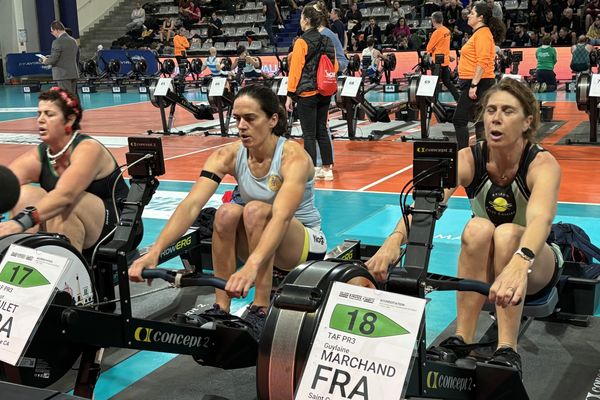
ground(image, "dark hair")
xmin=50 ymin=20 xmax=65 ymax=31
xmin=302 ymin=2 xmax=324 ymax=29
xmin=332 ymin=8 xmax=342 ymax=18
xmin=366 ymin=36 xmax=375 ymax=47
xmin=39 ymin=87 xmax=83 ymax=130
xmin=477 ymin=79 xmax=539 ymax=142
xmin=236 ymin=44 xmax=247 ymax=56
xmin=473 ymin=2 xmax=506 ymax=44
xmin=235 ymin=85 xmax=287 ymax=136
xmin=431 ymin=11 xmax=444 ymax=24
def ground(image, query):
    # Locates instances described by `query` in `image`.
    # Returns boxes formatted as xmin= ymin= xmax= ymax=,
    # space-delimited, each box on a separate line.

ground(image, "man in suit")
xmin=39 ymin=21 xmax=79 ymax=94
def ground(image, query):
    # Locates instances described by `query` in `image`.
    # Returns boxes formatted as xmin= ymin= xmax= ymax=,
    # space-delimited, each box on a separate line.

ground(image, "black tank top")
xmin=465 ymin=141 xmax=546 ymax=226
xmin=38 ymin=133 xmax=129 ymax=201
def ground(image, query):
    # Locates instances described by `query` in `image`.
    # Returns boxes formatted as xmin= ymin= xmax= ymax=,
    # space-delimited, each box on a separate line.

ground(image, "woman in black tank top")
xmin=0 ymin=87 xmax=140 ymax=256
xmin=366 ymin=78 xmax=562 ymax=376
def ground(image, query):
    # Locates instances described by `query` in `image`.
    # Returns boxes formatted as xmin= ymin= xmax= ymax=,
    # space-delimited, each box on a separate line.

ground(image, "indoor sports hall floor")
xmin=0 ymin=84 xmax=599 ymax=399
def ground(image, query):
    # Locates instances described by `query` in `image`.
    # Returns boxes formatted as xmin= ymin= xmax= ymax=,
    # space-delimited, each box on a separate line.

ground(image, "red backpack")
xmin=315 ymin=37 xmax=337 ymax=96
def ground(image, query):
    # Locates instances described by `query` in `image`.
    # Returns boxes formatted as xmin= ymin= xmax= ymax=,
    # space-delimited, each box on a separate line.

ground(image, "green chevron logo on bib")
xmin=330 ymin=304 xmax=409 ymax=338
xmin=0 ymin=262 xmax=50 ymax=288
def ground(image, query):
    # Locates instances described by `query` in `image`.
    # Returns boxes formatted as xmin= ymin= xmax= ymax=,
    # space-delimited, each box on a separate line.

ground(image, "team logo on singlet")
xmin=267 ymin=174 xmax=283 ymax=192
xmin=485 ymin=185 xmax=516 ymax=225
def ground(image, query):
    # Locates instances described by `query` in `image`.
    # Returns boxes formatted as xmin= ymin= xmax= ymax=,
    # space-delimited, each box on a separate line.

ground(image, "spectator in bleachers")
xmin=207 ymin=12 xmax=223 ymax=40
xmin=528 ymin=0 xmax=543 ymax=29
xmin=316 ymin=6 xmax=348 ymax=72
xmin=397 ymin=36 xmax=410 ymax=50
xmin=422 ymin=0 xmax=441 ymax=18
xmin=351 ymin=32 xmax=367 ymax=51
xmin=160 ymin=18 xmax=177 ymax=43
xmin=344 ymin=3 xmax=363 ymax=43
xmin=392 ymin=17 xmax=411 ymax=45
xmin=534 ymin=35 xmax=557 ymax=92
xmin=529 ymin=31 xmax=541 ymax=47
xmin=180 ymin=1 xmax=201 ymax=30
xmin=330 ymin=8 xmax=347 ymax=50
xmin=560 ymin=8 xmax=582 ymax=44
xmin=452 ymin=8 xmax=472 ymax=48
xmin=571 ymin=35 xmax=593 ymax=72
xmin=444 ymin=0 xmax=463 ymax=30
xmin=585 ymin=0 xmax=600 ymax=31
xmin=427 ymin=11 xmax=460 ymax=101
xmin=174 ymin=28 xmax=191 ymax=56
xmin=126 ymin=2 xmax=146 ymax=32
xmin=541 ymin=0 xmax=561 ymax=19
xmin=364 ymin=17 xmax=382 ymax=44
xmin=540 ymin=10 xmax=558 ymax=37
xmin=555 ymin=27 xmax=573 ymax=46
xmin=263 ymin=0 xmax=283 ymax=49
xmin=485 ymin=0 xmax=502 ymax=20
xmin=390 ymin=2 xmax=405 ymax=24
xmin=587 ymin=15 xmax=600 ymax=44
xmin=511 ymin=24 xmax=531 ymax=47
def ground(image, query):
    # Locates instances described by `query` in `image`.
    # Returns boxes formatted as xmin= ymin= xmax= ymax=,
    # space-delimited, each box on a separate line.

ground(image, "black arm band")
xmin=200 ymin=170 xmax=222 ymax=184
xmin=11 ymin=212 xmax=35 ymax=231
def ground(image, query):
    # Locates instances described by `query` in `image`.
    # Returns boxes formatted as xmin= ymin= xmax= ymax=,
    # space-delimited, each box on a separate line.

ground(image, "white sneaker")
xmin=321 ymin=169 xmax=334 ymax=181
xmin=314 ymin=167 xmax=324 ymax=180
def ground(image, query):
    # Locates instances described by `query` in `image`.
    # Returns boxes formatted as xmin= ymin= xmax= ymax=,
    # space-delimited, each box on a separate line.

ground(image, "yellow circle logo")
xmin=489 ymin=197 xmax=512 ymax=213
xmin=268 ymin=175 xmax=283 ymax=192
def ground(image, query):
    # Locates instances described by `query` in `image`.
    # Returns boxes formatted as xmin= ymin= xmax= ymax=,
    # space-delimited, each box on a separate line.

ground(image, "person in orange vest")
xmin=173 ymin=27 xmax=190 ymax=58
xmin=426 ymin=11 xmax=460 ymax=102
xmin=452 ymin=2 xmax=506 ymax=149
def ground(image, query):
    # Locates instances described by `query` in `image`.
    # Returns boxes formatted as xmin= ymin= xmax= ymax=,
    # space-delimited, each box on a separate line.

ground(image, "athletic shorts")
xmin=298 ymin=225 xmax=327 ymax=264
xmin=526 ymin=242 xmax=563 ymax=301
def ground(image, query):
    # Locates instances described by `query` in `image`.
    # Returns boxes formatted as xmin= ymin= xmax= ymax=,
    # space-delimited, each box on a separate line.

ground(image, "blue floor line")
xmin=69 ymin=352 xmax=178 ymax=399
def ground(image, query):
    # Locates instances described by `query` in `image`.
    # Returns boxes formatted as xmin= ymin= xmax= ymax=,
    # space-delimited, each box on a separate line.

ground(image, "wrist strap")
xmin=12 ymin=212 xmax=35 ymax=231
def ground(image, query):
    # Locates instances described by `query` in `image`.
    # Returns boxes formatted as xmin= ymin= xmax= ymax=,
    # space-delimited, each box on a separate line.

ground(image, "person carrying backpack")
xmin=286 ymin=1 xmax=338 ymax=181
xmin=571 ymin=35 xmax=593 ymax=73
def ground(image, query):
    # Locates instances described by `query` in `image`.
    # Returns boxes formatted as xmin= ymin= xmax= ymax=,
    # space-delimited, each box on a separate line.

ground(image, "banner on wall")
xmin=6 ymin=53 xmax=52 ymax=78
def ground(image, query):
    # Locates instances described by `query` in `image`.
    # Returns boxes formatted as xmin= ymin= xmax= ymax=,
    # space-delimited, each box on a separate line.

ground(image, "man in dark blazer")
xmin=39 ymin=21 xmax=79 ymax=94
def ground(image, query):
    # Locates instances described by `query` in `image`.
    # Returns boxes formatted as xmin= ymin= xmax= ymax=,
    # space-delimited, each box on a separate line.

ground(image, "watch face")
xmin=521 ymin=247 xmax=535 ymax=259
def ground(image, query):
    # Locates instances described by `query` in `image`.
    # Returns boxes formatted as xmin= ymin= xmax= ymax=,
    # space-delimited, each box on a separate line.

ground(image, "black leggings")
xmin=452 ymin=78 xmax=495 ymax=150
xmin=440 ymin=66 xmax=460 ymax=102
xmin=296 ymin=94 xmax=333 ymax=166
xmin=81 ymin=199 xmax=143 ymax=262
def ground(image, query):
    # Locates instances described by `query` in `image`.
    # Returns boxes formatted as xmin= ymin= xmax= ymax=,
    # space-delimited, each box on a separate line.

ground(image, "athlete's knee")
xmin=214 ymin=203 xmax=243 ymax=234
xmin=242 ymin=201 xmax=271 ymax=226
xmin=492 ymin=223 xmax=522 ymax=253
xmin=461 ymin=218 xmax=495 ymax=251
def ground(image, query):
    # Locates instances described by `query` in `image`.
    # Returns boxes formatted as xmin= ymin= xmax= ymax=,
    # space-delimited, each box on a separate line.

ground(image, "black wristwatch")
xmin=515 ymin=247 xmax=535 ymax=263
xmin=470 ymin=83 xmax=478 ymax=88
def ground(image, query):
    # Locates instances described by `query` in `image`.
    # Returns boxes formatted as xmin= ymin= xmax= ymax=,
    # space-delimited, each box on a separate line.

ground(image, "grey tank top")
xmin=234 ymin=136 xmax=321 ymax=228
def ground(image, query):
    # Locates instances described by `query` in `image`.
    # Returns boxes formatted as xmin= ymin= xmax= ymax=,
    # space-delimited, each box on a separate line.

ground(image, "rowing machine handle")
xmin=141 ymin=269 xmax=227 ymax=289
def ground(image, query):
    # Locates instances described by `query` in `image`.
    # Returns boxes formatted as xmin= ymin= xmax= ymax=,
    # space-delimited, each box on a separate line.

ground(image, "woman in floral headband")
xmin=0 ymin=87 xmax=142 ymax=259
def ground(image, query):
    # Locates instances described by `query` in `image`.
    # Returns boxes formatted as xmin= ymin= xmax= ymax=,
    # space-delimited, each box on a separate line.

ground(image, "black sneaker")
xmin=170 ymin=303 xmax=231 ymax=327
xmin=488 ymin=347 xmax=522 ymax=377
xmin=427 ymin=335 xmax=473 ymax=363
xmin=241 ymin=305 xmax=267 ymax=342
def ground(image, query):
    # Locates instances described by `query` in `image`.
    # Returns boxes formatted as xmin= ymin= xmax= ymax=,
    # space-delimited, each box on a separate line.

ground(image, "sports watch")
xmin=514 ymin=247 xmax=535 ymax=264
